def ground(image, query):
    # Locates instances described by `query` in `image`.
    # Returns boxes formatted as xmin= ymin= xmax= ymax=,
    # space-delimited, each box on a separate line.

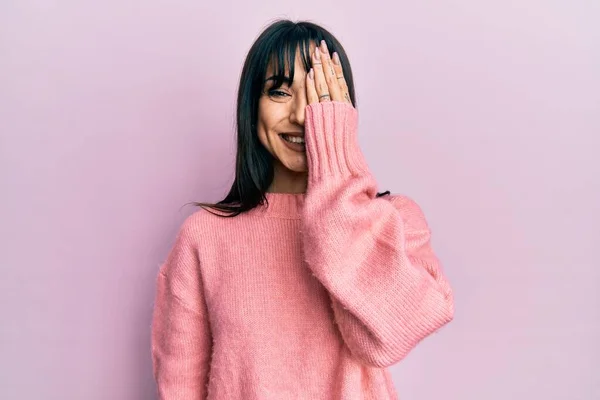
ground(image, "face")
xmin=257 ymin=44 xmax=317 ymax=174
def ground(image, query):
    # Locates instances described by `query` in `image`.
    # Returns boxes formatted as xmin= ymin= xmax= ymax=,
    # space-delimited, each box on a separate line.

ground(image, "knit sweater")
xmin=151 ymin=101 xmax=455 ymax=399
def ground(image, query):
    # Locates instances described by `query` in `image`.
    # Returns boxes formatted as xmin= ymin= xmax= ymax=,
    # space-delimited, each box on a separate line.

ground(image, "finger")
xmin=306 ymin=68 xmax=319 ymax=105
xmin=311 ymin=46 xmax=331 ymax=102
xmin=332 ymin=52 xmax=352 ymax=104
xmin=318 ymin=41 xmax=343 ymax=102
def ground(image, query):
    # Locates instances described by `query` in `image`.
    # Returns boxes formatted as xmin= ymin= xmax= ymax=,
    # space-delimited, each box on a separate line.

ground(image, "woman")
xmin=151 ymin=19 xmax=454 ymax=399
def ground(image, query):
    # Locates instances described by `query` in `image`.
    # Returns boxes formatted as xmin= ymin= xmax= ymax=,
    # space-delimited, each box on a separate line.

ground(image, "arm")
xmin=151 ymin=218 xmax=212 ymax=399
xmin=302 ymin=101 xmax=454 ymax=368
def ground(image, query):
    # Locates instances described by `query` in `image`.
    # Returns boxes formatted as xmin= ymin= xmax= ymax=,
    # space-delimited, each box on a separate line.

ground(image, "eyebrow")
xmin=264 ymin=75 xmax=292 ymax=85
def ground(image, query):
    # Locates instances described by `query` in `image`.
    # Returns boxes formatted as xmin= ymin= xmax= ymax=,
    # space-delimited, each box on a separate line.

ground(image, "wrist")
xmin=304 ymin=101 xmax=370 ymax=181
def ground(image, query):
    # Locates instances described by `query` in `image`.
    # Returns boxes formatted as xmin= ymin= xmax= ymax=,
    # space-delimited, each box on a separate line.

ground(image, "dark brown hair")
xmin=197 ymin=19 xmax=386 ymax=217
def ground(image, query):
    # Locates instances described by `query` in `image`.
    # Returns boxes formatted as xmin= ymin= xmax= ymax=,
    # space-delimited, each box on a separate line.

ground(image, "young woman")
xmin=151 ymin=19 xmax=454 ymax=399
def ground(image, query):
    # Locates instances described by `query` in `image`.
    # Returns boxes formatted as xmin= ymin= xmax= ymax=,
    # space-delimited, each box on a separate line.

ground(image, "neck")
xmin=268 ymin=162 xmax=308 ymax=193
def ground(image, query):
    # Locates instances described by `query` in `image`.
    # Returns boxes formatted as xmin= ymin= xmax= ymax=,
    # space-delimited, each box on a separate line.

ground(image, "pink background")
xmin=1 ymin=1 xmax=599 ymax=399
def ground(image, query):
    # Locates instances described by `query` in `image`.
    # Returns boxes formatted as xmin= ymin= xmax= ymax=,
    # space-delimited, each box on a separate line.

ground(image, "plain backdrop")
xmin=1 ymin=1 xmax=599 ymax=399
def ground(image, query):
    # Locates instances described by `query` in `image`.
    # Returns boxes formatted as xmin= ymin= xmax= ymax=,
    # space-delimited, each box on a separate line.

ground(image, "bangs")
xmin=263 ymin=32 xmax=315 ymax=90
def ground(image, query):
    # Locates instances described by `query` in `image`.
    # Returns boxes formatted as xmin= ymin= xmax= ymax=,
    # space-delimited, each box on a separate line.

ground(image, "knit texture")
xmin=151 ymin=101 xmax=455 ymax=399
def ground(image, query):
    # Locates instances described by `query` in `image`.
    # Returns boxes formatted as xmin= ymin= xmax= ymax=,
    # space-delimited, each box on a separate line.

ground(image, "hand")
xmin=306 ymin=40 xmax=352 ymax=106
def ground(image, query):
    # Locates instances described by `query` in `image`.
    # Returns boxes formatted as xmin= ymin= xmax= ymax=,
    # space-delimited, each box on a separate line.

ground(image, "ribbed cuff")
xmin=304 ymin=101 xmax=371 ymax=181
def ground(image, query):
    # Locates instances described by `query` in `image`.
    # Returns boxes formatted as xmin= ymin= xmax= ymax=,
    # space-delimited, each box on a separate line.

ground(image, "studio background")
xmin=1 ymin=1 xmax=598 ymax=399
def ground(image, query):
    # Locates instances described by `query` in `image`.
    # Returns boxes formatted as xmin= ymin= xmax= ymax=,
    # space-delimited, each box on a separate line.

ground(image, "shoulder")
xmin=172 ymin=205 xmax=250 ymax=251
xmin=175 ymin=207 xmax=225 ymax=244
xmin=159 ymin=208 xmax=224 ymax=273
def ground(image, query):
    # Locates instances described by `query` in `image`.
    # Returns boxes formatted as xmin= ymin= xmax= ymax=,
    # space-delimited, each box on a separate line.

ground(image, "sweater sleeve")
xmin=301 ymin=101 xmax=454 ymax=368
xmin=151 ymin=217 xmax=212 ymax=399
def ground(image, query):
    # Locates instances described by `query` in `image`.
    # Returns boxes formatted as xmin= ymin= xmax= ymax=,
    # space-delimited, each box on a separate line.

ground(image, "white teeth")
xmin=282 ymin=135 xmax=305 ymax=144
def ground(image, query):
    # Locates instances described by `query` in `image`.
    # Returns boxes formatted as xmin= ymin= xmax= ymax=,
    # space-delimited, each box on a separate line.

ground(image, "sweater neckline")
xmin=257 ymin=192 xmax=306 ymax=219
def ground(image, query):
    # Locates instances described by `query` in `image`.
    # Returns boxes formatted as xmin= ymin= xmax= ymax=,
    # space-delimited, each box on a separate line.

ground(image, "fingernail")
xmin=315 ymin=49 xmax=320 ymax=60
xmin=309 ymin=68 xmax=314 ymax=79
xmin=321 ymin=40 xmax=328 ymax=53
xmin=333 ymin=52 xmax=340 ymax=65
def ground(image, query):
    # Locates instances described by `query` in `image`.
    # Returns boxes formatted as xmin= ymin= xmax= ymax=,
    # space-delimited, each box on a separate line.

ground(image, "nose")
xmin=289 ymin=93 xmax=307 ymax=127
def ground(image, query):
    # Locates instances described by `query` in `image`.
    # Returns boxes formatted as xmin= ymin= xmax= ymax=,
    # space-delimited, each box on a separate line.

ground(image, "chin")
xmin=280 ymin=158 xmax=308 ymax=173
xmin=284 ymin=163 xmax=307 ymax=173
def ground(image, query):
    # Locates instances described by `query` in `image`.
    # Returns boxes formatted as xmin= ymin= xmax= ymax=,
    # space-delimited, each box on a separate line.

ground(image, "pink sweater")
xmin=151 ymin=101 xmax=454 ymax=399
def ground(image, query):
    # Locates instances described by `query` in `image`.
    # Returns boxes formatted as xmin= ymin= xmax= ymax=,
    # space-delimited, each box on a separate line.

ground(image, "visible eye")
xmin=268 ymin=90 xmax=290 ymax=98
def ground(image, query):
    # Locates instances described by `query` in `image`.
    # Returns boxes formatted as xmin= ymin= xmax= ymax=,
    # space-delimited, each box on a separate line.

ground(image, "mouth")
xmin=279 ymin=133 xmax=306 ymax=152
xmin=279 ymin=134 xmax=305 ymax=145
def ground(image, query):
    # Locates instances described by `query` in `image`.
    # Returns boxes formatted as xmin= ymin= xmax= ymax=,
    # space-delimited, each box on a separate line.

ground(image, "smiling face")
xmin=257 ymin=43 xmax=317 ymax=187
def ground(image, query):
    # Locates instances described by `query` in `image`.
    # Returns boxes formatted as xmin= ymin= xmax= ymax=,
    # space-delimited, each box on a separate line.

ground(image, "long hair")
xmin=197 ymin=19 xmax=385 ymax=217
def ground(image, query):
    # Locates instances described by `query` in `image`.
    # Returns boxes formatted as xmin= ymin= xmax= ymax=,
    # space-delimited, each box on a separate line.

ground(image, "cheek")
xmin=257 ymin=100 xmax=280 ymax=147
xmin=256 ymin=99 xmax=270 ymax=148
xmin=257 ymin=127 xmax=270 ymax=151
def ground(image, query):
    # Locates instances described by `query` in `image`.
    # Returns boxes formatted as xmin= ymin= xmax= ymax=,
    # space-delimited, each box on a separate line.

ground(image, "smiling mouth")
xmin=280 ymin=134 xmax=305 ymax=145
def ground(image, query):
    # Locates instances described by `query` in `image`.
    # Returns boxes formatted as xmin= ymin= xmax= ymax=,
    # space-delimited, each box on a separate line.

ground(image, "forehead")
xmin=265 ymin=41 xmax=317 ymax=77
